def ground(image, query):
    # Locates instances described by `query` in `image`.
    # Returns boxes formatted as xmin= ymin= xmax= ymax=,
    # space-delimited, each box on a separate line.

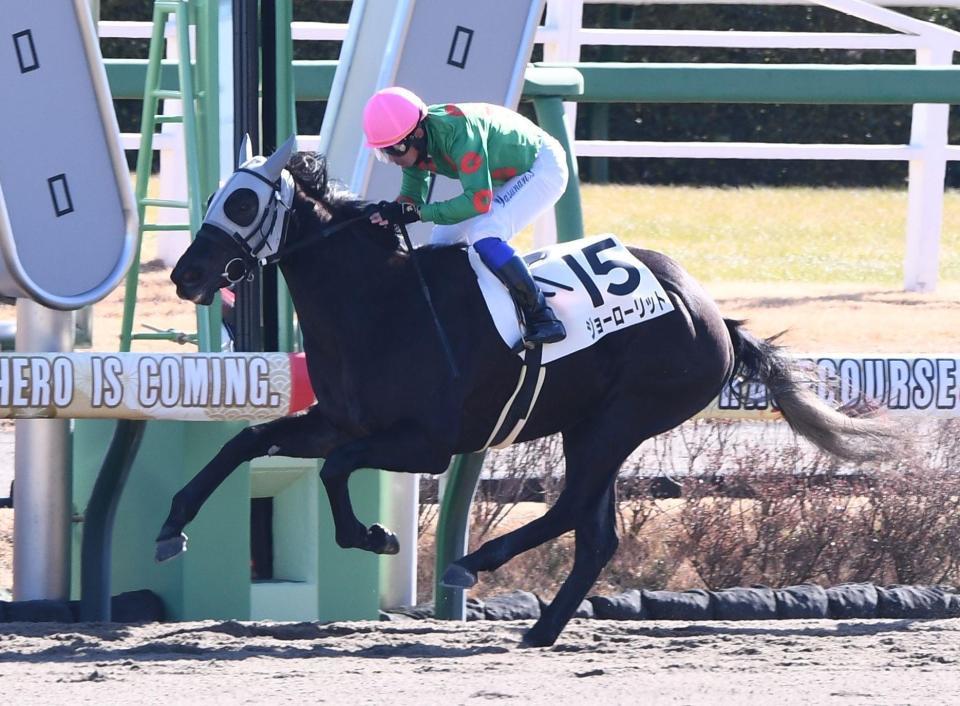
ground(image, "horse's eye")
xmin=223 ymin=188 xmax=259 ymax=227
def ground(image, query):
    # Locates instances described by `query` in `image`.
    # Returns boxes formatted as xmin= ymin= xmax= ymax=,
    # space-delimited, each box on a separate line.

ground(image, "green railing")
xmin=105 ymin=58 xmax=960 ymax=247
xmin=103 ymin=57 xmax=960 ymax=618
xmin=106 ymin=60 xmax=960 ymax=105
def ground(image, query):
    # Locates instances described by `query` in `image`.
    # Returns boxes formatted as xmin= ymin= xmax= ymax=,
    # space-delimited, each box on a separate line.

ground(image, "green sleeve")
xmin=399 ymin=167 xmax=430 ymax=205
xmin=419 ymin=123 xmax=494 ymax=225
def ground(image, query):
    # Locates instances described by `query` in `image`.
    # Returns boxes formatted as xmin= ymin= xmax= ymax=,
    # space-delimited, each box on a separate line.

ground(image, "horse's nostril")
xmin=173 ymin=267 xmax=199 ymax=286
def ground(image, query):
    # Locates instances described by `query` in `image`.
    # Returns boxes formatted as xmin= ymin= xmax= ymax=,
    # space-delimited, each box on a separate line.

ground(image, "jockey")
xmin=362 ymin=86 xmax=567 ymax=347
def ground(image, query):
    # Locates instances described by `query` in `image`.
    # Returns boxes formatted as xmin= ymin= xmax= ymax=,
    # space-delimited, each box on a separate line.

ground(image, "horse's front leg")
xmin=155 ymin=408 xmax=346 ymax=562
xmin=320 ymin=423 xmax=452 ymax=555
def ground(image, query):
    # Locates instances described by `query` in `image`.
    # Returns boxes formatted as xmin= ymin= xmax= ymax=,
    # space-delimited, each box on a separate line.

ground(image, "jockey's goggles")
xmin=373 ymin=129 xmax=420 ymax=163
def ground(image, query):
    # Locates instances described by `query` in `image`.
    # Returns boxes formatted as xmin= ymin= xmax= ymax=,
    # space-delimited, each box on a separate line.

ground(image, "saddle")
xmin=468 ymin=234 xmax=674 ymax=365
xmin=470 ymin=234 xmax=674 ymax=449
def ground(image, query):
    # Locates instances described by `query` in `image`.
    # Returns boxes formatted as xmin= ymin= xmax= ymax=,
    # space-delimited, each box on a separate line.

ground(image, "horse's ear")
xmin=262 ymin=134 xmax=298 ymax=180
xmin=238 ymin=134 xmax=253 ymax=166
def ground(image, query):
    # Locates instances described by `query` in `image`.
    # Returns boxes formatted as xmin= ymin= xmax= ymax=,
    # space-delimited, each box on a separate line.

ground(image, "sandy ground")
xmin=1 ymin=267 xmax=959 ymax=703
xmin=0 ymin=617 xmax=958 ymax=704
xmin=7 ymin=261 xmax=959 ymax=358
xmin=89 ymin=271 xmax=960 ymax=356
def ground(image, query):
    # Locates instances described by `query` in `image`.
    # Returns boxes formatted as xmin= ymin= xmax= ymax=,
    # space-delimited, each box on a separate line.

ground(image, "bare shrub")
xmin=473 ymin=436 xmax=563 ymax=540
xmin=676 ymin=480 xmax=755 ymax=589
xmin=417 ymin=496 xmax=439 ymax=538
xmin=600 ymin=499 xmax=684 ymax=591
xmin=867 ymin=466 xmax=960 ymax=585
xmin=415 ymin=419 xmax=960 ymax=603
xmin=793 ymin=490 xmax=879 ymax=586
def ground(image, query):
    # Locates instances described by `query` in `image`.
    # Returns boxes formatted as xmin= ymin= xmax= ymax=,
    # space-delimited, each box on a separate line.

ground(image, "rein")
xmin=394 ymin=221 xmax=461 ymax=381
xmin=275 ymin=212 xmax=371 ymax=260
xmin=206 ymin=211 xmax=372 ymax=285
xmin=208 ymin=192 xmax=461 ymax=380
xmin=280 ymin=215 xmax=461 ymax=380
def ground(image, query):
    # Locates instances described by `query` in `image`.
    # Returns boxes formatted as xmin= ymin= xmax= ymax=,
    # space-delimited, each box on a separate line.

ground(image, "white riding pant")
xmin=428 ymin=135 xmax=568 ymax=247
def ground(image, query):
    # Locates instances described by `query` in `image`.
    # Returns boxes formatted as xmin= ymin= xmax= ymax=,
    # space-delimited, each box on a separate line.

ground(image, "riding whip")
xmin=394 ymin=222 xmax=461 ymax=380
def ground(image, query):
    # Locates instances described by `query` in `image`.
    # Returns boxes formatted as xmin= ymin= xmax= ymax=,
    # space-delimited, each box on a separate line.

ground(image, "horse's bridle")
xmin=199 ymin=169 xmax=374 ymax=287
xmin=201 ymin=170 xmax=459 ymax=378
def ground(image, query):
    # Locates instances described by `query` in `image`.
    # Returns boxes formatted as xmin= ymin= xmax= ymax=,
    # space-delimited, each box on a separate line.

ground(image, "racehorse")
xmin=160 ymin=137 xmax=903 ymax=647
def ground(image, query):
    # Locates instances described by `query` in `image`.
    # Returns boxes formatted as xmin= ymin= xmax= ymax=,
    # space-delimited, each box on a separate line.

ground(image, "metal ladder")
xmin=119 ymin=0 xmax=214 ymax=352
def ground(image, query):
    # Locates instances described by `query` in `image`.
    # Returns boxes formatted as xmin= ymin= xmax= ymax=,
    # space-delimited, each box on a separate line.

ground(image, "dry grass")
xmin=3 ymin=183 xmax=959 ymax=604
xmin=415 ymin=419 xmax=960 ymax=604
xmin=137 ymin=177 xmax=960 ymax=287
xmin=575 ymin=185 xmax=960 ymax=285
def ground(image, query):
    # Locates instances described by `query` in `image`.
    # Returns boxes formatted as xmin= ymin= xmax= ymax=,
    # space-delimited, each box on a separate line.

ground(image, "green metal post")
xmin=79 ymin=420 xmax=146 ymax=621
xmin=274 ymin=0 xmax=297 ymax=352
xmin=175 ymin=0 xmax=213 ymax=351
xmin=120 ymin=6 xmax=170 ymax=352
xmin=193 ymin=0 xmax=223 ymax=351
xmin=532 ymin=95 xmax=584 ymax=243
xmin=434 ymin=452 xmax=486 ymax=620
xmin=274 ymin=0 xmax=297 ymax=152
xmin=588 ymin=103 xmax=609 ymax=183
xmin=194 ymin=0 xmax=221 ymax=207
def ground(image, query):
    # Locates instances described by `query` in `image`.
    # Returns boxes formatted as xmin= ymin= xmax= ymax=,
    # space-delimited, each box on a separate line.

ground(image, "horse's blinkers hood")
xmin=172 ymin=135 xmax=297 ymax=304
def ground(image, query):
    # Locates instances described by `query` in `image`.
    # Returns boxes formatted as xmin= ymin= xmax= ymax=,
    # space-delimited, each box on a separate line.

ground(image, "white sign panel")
xmin=0 ymin=0 xmax=136 ymax=309
xmin=707 ymin=356 xmax=960 ymax=419
xmin=321 ymin=0 xmax=544 ymax=245
xmin=0 ymin=352 xmax=315 ymax=421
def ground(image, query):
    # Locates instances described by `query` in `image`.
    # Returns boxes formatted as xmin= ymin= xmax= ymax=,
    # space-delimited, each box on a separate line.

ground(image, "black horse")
xmin=161 ymin=139 xmax=902 ymax=647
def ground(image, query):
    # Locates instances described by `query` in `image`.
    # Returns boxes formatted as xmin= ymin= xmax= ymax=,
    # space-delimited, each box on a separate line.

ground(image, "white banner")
xmin=0 ymin=352 xmax=315 ymax=421
xmin=705 ymin=355 xmax=960 ymax=419
xmin=3 ymin=353 xmax=957 ymax=422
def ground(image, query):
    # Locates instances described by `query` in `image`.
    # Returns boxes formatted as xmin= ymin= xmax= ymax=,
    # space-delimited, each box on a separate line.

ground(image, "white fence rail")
xmin=98 ymin=0 xmax=959 ymax=290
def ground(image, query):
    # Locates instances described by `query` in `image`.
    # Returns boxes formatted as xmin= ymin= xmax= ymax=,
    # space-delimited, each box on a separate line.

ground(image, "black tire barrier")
xmin=382 ymin=584 xmax=960 ymax=623
xmin=590 ymin=589 xmax=645 ymax=620
xmin=0 ymin=589 xmax=165 ymax=624
xmin=483 ymin=590 xmax=542 ymax=621
xmin=643 ymin=589 xmax=714 ymax=620
xmin=826 ymin=583 xmax=878 ymax=619
xmin=1 ymin=584 xmax=955 ymax=624
xmin=713 ymin=586 xmax=778 ymax=620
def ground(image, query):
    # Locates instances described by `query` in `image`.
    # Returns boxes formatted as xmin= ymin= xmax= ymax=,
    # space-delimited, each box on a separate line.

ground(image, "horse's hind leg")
xmin=519 ymin=381 xmax=725 ymax=646
xmin=441 ymin=483 xmax=579 ymax=588
xmin=524 ymin=485 xmax=618 ymax=648
xmin=444 ymin=398 xmax=639 ymax=588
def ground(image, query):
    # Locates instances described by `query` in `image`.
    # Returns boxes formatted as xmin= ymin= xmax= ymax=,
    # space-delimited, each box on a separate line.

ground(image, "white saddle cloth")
xmin=468 ymin=234 xmax=675 ymax=364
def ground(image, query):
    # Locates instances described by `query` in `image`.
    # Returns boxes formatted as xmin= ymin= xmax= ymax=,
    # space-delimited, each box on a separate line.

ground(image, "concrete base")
xmin=71 ymin=420 xmax=384 ymax=622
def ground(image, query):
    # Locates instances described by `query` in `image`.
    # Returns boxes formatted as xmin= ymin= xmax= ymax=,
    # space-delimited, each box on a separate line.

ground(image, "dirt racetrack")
xmin=0 ymin=616 xmax=958 ymax=704
xmin=85 ymin=269 xmax=960 ymax=356
xmin=1 ymin=267 xmax=959 ymax=704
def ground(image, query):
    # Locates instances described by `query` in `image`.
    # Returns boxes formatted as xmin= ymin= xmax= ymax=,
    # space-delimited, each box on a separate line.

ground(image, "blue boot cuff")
xmin=474 ymin=237 xmax=516 ymax=270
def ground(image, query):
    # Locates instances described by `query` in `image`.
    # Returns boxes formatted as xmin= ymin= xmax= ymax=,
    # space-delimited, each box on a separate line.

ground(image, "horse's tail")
xmin=724 ymin=319 xmax=905 ymax=463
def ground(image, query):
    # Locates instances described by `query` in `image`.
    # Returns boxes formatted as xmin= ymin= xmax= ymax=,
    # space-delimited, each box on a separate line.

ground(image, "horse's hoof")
xmin=155 ymin=533 xmax=188 ymax=563
xmin=368 ymin=524 xmax=400 ymax=555
xmin=440 ymin=563 xmax=477 ymax=589
xmin=521 ymin=625 xmax=558 ymax=648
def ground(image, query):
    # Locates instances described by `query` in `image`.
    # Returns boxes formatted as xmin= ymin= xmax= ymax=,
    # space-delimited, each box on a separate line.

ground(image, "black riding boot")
xmin=491 ymin=255 xmax=566 ymax=346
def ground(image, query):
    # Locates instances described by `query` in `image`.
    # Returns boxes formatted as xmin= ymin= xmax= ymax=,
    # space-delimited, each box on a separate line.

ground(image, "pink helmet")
xmin=362 ymin=87 xmax=428 ymax=148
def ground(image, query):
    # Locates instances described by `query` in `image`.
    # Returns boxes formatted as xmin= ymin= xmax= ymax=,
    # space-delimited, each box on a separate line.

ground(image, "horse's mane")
xmin=284 ymin=151 xmax=467 ymax=258
xmin=285 ymin=151 xmax=400 ymax=252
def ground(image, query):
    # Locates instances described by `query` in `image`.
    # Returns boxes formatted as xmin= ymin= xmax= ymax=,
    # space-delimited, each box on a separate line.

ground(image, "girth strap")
xmin=481 ymin=344 xmax=546 ymax=450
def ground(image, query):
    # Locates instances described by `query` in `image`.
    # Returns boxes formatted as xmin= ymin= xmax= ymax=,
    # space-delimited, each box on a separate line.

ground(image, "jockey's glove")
xmin=377 ymin=200 xmax=421 ymax=225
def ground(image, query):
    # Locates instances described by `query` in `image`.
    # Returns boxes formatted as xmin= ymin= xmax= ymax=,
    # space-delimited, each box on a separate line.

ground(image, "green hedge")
xmin=99 ymin=1 xmax=960 ymax=187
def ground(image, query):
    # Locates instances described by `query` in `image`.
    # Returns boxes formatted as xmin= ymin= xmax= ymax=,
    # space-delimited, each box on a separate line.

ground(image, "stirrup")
xmin=524 ymin=321 xmax=566 ymax=346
